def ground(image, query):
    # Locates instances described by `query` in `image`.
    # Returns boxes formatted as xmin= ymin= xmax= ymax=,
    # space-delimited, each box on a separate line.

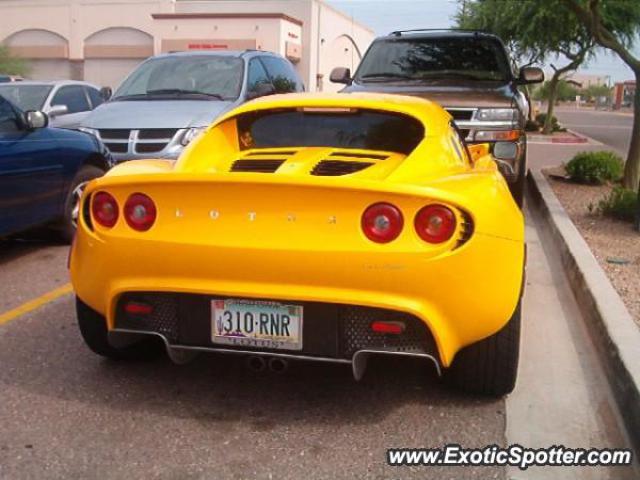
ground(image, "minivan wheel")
xmin=59 ymin=165 xmax=104 ymax=242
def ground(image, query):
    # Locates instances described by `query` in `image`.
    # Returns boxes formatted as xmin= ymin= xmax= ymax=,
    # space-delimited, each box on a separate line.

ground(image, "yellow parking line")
xmin=0 ymin=283 xmax=73 ymax=326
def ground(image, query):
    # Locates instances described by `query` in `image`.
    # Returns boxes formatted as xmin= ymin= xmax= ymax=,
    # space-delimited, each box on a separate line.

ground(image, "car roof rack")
xmin=388 ymin=28 xmax=489 ymax=37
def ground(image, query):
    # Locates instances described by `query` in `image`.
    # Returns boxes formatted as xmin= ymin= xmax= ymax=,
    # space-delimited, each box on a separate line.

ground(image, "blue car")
xmin=0 ymin=94 xmax=113 ymax=241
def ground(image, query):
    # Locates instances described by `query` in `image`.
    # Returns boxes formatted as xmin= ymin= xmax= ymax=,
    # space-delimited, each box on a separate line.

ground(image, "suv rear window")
xmin=355 ymin=37 xmax=511 ymax=82
xmin=236 ymin=108 xmax=424 ymax=154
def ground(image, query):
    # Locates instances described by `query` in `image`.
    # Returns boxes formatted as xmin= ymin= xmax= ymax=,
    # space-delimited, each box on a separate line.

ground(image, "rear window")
xmin=236 ymin=108 xmax=424 ymax=154
xmin=355 ymin=37 xmax=512 ymax=82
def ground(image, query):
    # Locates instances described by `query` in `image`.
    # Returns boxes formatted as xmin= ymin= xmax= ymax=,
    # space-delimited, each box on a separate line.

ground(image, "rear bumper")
xmin=109 ymin=292 xmax=441 ymax=377
xmin=70 ymin=225 xmax=524 ymax=367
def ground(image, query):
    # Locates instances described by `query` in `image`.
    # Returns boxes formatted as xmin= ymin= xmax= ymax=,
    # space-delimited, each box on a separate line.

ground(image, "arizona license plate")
xmin=211 ymin=299 xmax=303 ymax=350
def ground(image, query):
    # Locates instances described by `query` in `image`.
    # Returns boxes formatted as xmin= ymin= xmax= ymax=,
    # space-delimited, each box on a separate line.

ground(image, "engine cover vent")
xmin=231 ymin=159 xmax=285 ymax=173
xmin=311 ymin=160 xmax=373 ymax=176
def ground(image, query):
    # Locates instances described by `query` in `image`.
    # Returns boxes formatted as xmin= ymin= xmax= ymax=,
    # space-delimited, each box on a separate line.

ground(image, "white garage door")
xmin=26 ymin=59 xmax=72 ymax=81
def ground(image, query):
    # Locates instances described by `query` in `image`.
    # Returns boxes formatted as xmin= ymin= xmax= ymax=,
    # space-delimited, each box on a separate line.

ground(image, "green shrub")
xmin=565 ymin=151 xmax=624 ymax=185
xmin=525 ymin=119 xmax=540 ymax=132
xmin=597 ymin=187 xmax=638 ymax=222
xmin=535 ymin=113 xmax=561 ymax=132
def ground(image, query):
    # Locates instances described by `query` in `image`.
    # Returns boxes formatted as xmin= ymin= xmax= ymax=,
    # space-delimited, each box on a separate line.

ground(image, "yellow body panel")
xmin=71 ymin=93 xmax=524 ymax=367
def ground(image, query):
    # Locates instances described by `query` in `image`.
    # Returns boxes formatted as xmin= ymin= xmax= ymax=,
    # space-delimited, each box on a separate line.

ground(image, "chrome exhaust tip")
xmin=268 ymin=357 xmax=288 ymax=374
xmin=246 ymin=355 xmax=267 ymax=372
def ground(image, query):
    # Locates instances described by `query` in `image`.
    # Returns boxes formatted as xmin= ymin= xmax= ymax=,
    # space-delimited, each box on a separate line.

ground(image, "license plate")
xmin=211 ymin=299 xmax=303 ymax=350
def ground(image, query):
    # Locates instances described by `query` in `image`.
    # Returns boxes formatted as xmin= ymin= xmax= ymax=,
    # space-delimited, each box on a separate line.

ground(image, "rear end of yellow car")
xmin=70 ymin=94 xmax=525 ymax=396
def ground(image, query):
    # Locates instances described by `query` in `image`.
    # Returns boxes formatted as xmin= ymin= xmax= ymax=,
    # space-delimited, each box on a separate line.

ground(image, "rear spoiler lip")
xmin=89 ymin=170 xmax=470 ymax=209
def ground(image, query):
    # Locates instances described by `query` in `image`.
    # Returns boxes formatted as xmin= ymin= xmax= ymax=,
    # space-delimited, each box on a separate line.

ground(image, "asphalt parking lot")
xmin=0 ymin=241 xmax=505 ymax=480
xmin=0 ymin=143 xmax=638 ymax=479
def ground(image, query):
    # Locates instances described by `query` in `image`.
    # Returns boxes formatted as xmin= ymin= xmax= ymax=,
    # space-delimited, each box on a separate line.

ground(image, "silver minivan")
xmin=79 ymin=50 xmax=303 ymax=162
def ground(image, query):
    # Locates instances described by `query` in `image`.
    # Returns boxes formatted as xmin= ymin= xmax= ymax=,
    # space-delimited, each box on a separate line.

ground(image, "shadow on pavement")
xmin=0 ymin=296 xmax=498 ymax=428
xmin=0 ymin=231 xmax=66 ymax=266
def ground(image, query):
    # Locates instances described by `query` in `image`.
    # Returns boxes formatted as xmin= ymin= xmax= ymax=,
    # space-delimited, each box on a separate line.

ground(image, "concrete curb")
xmin=527 ymin=170 xmax=640 ymax=453
xmin=566 ymin=128 xmax=603 ymax=146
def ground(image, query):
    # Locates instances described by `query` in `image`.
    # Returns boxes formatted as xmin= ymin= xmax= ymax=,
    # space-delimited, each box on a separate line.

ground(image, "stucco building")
xmin=0 ymin=0 xmax=374 ymax=91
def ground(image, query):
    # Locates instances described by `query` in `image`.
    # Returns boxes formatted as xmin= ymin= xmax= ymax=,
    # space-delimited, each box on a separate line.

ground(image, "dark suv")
xmin=330 ymin=30 xmax=544 ymax=206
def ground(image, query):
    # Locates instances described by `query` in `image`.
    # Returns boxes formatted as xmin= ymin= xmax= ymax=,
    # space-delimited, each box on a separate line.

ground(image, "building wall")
xmin=565 ymin=72 xmax=610 ymax=88
xmin=175 ymin=1 xmax=374 ymax=91
xmin=0 ymin=0 xmax=374 ymax=91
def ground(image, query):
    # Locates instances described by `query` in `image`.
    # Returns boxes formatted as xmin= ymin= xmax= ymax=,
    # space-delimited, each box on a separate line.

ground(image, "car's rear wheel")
xmin=76 ymin=297 xmax=163 ymax=361
xmin=444 ymin=299 xmax=521 ymax=396
xmin=58 ymin=165 xmax=105 ymax=243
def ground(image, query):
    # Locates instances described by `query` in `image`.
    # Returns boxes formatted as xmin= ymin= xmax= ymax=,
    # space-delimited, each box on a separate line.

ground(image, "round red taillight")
xmin=414 ymin=204 xmax=456 ymax=243
xmin=91 ymin=191 xmax=119 ymax=228
xmin=124 ymin=193 xmax=157 ymax=231
xmin=361 ymin=202 xmax=404 ymax=243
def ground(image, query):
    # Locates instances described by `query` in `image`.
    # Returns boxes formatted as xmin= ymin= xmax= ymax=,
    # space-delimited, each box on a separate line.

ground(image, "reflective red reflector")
xmin=124 ymin=302 xmax=153 ymax=316
xmin=414 ymin=204 xmax=456 ymax=243
xmin=91 ymin=191 xmax=119 ymax=228
xmin=361 ymin=202 xmax=403 ymax=243
xmin=371 ymin=321 xmax=405 ymax=335
xmin=124 ymin=193 xmax=157 ymax=231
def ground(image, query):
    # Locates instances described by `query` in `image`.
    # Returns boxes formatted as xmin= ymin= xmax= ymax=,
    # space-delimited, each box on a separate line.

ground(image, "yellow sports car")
xmin=70 ymin=93 xmax=524 ymax=396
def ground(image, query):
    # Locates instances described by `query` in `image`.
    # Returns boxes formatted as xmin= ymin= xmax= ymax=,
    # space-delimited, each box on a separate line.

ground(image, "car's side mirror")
xmin=48 ymin=104 xmax=68 ymax=118
xmin=24 ymin=110 xmax=48 ymax=130
xmin=100 ymin=86 xmax=113 ymax=101
xmin=246 ymin=82 xmax=276 ymax=100
xmin=518 ymin=66 xmax=544 ymax=85
xmin=330 ymin=67 xmax=352 ymax=85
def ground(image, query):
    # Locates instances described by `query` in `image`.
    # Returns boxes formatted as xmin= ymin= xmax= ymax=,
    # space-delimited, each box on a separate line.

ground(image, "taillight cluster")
xmin=362 ymin=202 xmax=457 ymax=244
xmin=91 ymin=192 xmax=157 ymax=231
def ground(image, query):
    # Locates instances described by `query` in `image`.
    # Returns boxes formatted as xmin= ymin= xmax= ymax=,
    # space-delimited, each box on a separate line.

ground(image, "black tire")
xmin=509 ymin=168 xmax=526 ymax=209
xmin=58 ymin=165 xmax=105 ymax=243
xmin=76 ymin=297 xmax=163 ymax=361
xmin=444 ymin=300 xmax=521 ymax=396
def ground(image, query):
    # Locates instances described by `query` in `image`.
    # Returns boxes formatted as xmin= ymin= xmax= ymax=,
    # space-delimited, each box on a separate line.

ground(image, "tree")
xmin=457 ymin=0 xmax=594 ymax=134
xmin=563 ymin=0 xmax=640 ymax=195
xmin=0 ymin=45 xmax=28 ymax=77
xmin=534 ymin=79 xmax=579 ymax=102
xmin=581 ymin=83 xmax=612 ymax=102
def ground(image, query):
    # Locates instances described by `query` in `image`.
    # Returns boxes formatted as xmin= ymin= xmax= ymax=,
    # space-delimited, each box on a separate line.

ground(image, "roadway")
xmin=555 ymin=107 xmax=633 ymax=155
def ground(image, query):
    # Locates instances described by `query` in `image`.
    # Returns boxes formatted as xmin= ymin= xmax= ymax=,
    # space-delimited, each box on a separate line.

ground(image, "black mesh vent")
xmin=231 ymin=159 xmax=285 ymax=173
xmin=98 ymin=129 xmax=130 ymax=140
xmin=311 ymin=160 xmax=373 ymax=176
xmin=339 ymin=306 xmax=435 ymax=358
xmin=117 ymin=293 xmax=179 ymax=342
xmin=138 ymin=129 xmax=178 ymax=140
xmin=114 ymin=293 xmax=438 ymax=360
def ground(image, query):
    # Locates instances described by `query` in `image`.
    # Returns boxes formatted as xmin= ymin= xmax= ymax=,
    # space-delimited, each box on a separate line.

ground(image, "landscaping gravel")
xmin=544 ymin=169 xmax=640 ymax=324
